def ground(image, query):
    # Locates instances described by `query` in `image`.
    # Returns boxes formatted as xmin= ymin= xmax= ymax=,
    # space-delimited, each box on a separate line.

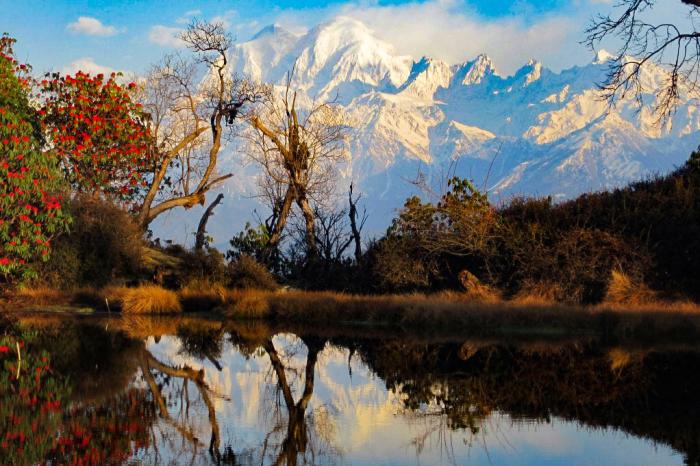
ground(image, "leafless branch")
xmin=585 ymin=0 xmax=700 ymax=124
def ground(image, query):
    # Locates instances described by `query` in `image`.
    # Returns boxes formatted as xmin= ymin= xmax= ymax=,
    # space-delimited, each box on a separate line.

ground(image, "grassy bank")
xmin=4 ymin=284 xmax=700 ymax=340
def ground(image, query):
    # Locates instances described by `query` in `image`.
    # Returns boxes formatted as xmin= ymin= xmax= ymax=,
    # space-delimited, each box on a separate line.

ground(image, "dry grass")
xmin=457 ymin=270 xmax=501 ymax=302
xmin=178 ymin=279 xmax=227 ymax=313
xmin=6 ymin=286 xmax=105 ymax=310
xmin=227 ymin=290 xmax=271 ymax=318
xmin=11 ymin=287 xmax=71 ymax=306
xmin=608 ymin=348 xmax=634 ymax=373
xmin=604 ymin=271 xmax=658 ymax=305
xmin=114 ymin=285 xmax=182 ymax=314
xmin=218 ymin=288 xmax=700 ymax=340
xmin=224 ymin=289 xmax=573 ymax=327
xmin=6 ymin=279 xmax=700 ymax=340
xmin=512 ymin=281 xmax=565 ymax=306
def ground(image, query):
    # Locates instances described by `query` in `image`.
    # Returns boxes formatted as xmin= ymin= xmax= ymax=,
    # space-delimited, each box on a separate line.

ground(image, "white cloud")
xmin=212 ymin=10 xmax=237 ymax=30
xmin=66 ymin=16 xmax=118 ymax=37
xmin=233 ymin=0 xmax=686 ymax=74
xmin=177 ymin=9 xmax=203 ymax=24
xmin=61 ymin=57 xmax=120 ymax=76
xmin=341 ymin=1 xmax=579 ymax=74
xmin=148 ymin=25 xmax=185 ymax=47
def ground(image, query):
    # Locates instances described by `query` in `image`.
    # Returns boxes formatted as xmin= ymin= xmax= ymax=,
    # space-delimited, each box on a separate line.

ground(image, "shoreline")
xmin=3 ymin=287 xmax=700 ymax=341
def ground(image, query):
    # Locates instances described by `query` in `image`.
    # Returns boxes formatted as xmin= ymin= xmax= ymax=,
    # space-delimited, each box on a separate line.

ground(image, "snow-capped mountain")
xmin=154 ymin=16 xmax=700 ymax=246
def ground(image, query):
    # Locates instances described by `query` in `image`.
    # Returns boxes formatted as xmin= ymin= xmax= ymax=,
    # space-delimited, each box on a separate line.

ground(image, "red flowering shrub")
xmin=0 ymin=35 xmax=70 ymax=281
xmin=39 ymin=69 xmax=155 ymax=207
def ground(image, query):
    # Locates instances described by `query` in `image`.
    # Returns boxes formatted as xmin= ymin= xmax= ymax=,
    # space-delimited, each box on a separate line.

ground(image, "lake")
xmin=1 ymin=315 xmax=698 ymax=465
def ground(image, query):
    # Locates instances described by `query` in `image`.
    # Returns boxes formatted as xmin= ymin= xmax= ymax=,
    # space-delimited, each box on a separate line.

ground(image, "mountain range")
xmin=154 ymin=16 xmax=700 ymax=246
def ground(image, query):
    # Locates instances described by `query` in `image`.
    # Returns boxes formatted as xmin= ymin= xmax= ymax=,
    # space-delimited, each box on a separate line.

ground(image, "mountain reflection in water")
xmin=1 ymin=316 xmax=698 ymax=465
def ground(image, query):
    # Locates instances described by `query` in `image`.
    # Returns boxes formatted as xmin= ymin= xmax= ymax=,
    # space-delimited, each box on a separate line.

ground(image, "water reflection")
xmin=1 ymin=316 xmax=698 ymax=465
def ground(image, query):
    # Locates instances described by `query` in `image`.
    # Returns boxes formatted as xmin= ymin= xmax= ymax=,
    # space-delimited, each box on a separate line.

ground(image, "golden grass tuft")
xmin=227 ymin=289 xmax=271 ymax=318
xmin=115 ymin=285 xmax=182 ymax=314
xmin=512 ymin=281 xmax=565 ymax=306
xmin=604 ymin=270 xmax=657 ymax=305
xmin=457 ymin=270 xmax=501 ymax=302
xmin=608 ymin=348 xmax=633 ymax=373
xmin=178 ymin=279 xmax=227 ymax=312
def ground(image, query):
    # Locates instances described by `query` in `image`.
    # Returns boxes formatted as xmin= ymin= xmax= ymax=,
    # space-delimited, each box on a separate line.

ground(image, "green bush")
xmin=0 ymin=35 xmax=70 ymax=284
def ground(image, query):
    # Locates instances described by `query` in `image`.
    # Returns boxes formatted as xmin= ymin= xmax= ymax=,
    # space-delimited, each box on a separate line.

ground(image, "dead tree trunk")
xmin=297 ymin=193 xmax=318 ymax=258
xmin=266 ymin=186 xmax=295 ymax=255
xmin=195 ymin=193 xmax=224 ymax=251
xmin=348 ymin=183 xmax=364 ymax=263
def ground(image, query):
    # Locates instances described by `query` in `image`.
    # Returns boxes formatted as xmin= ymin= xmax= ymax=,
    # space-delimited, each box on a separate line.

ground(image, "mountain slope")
xmin=152 ymin=16 xmax=700 ymax=246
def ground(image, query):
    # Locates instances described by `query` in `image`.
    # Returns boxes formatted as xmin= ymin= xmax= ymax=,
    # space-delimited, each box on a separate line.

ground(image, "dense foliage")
xmin=0 ymin=35 xmax=70 ymax=282
xmin=39 ymin=71 xmax=154 ymax=207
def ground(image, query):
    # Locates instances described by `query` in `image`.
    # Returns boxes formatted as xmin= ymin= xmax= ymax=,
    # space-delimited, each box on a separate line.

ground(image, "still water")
xmin=1 ymin=315 xmax=698 ymax=465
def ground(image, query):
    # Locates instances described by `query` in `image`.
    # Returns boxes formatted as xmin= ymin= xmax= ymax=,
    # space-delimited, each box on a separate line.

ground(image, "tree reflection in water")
xmin=260 ymin=335 xmax=333 ymax=466
xmin=2 ymin=317 xmax=700 ymax=465
xmin=0 ymin=320 xmax=155 ymax=465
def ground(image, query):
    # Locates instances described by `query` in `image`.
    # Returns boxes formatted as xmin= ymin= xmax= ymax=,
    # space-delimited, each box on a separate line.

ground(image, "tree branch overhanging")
xmin=585 ymin=0 xmax=700 ymax=123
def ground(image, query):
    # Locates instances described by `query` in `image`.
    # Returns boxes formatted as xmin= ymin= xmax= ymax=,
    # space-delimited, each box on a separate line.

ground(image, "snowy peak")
xmin=250 ymin=23 xmax=296 ymax=41
xmin=236 ymin=16 xmax=413 ymax=101
xmin=452 ymin=54 xmax=496 ymax=86
xmin=398 ymin=57 xmax=452 ymax=99
xmin=515 ymin=59 xmax=543 ymax=87
xmin=594 ymin=49 xmax=615 ymax=65
xmin=296 ymin=16 xmax=412 ymax=94
xmin=229 ymin=23 xmax=300 ymax=81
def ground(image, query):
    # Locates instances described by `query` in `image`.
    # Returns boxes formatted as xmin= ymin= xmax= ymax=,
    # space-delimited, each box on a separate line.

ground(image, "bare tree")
xmin=137 ymin=20 xmax=269 ymax=230
xmin=586 ymin=0 xmax=700 ymax=122
xmin=246 ymin=73 xmax=349 ymax=259
xmin=308 ymin=205 xmax=354 ymax=263
xmin=289 ymin=185 xmax=367 ymax=264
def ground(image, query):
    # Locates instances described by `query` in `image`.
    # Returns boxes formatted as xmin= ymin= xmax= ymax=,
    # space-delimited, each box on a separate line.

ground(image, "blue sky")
xmin=0 ymin=0 xmax=690 ymax=76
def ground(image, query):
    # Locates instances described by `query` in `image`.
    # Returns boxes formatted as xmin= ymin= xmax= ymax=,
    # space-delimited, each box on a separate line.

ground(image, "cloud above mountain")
xmin=228 ymin=0 xmax=693 ymax=74
xmin=148 ymin=25 xmax=185 ymax=48
xmin=235 ymin=0 xmax=587 ymax=74
xmin=340 ymin=1 xmax=577 ymax=74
